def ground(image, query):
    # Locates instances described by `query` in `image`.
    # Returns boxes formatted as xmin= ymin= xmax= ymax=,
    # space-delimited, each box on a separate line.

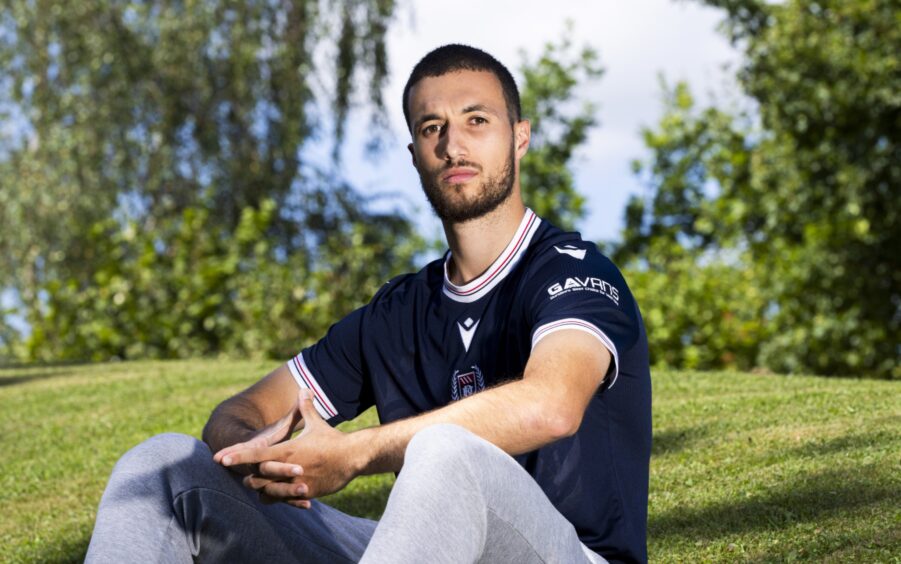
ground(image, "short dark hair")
xmin=402 ymin=44 xmax=521 ymax=131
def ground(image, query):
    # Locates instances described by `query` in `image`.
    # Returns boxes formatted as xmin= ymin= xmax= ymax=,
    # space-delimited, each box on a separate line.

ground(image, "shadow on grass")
xmin=0 ymin=370 xmax=75 ymax=388
xmin=31 ymin=536 xmax=90 ymax=564
xmin=0 ymin=359 xmax=92 ymax=370
xmin=739 ymin=524 xmax=901 ymax=563
xmin=783 ymin=431 xmax=892 ymax=459
xmin=652 ymin=426 xmax=711 ymax=456
xmin=649 ymin=467 xmax=895 ymax=542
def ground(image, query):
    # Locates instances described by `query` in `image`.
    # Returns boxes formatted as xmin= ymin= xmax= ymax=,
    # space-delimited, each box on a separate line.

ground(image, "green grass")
xmin=0 ymin=361 xmax=898 ymax=562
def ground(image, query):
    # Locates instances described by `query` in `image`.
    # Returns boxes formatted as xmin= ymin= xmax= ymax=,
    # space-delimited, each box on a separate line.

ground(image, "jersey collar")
xmin=442 ymin=208 xmax=541 ymax=303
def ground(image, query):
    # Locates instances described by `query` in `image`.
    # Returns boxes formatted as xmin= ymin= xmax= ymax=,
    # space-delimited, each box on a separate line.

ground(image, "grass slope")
xmin=0 ymin=361 xmax=898 ymax=562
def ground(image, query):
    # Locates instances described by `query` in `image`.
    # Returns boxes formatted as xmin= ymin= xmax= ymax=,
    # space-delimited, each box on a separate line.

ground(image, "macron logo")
xmin=457 ymin=317 xmax=480 ymax=352
xmin=554 ymin=245 xmax=587 ymax=260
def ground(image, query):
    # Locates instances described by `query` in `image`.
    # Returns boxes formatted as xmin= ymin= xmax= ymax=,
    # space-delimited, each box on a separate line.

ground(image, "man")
xmin=86 ymin=44 xmax=652 ymax=564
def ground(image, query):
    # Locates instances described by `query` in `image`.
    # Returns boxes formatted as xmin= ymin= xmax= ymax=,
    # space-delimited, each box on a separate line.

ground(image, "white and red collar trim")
xmin=442 ymin=208 xmax=541 ymax=303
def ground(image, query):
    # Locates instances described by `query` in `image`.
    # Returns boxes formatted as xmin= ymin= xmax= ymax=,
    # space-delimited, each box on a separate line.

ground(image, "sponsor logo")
xmin=457 ymin=317 xmax=480 ymax=352
xmin=554 ymin=245 xmax=587 ymax=260
xmin=547 ymin=276 xmax=619 ymax=305
xmin=451 ymin=365 xmax=486 ymax=400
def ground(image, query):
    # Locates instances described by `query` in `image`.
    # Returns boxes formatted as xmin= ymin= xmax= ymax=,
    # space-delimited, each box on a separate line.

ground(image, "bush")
xmin=626 ymin=255 xmax=769 ymax=371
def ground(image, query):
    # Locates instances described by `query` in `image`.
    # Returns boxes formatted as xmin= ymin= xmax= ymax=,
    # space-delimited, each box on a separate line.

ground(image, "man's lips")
xmin=441 ymin=167 xmax=479 ymax=184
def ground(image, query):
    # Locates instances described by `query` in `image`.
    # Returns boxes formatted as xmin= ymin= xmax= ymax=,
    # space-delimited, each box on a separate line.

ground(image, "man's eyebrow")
xmin=413 ymin=113 xmax=442 ymax=131
xmin=462 ymin=104 xmax=496 ymax=115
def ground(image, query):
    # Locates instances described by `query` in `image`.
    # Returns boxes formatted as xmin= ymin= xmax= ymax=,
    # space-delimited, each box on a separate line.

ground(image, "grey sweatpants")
xmin=86 ymin=424 xmax=606 ymax=563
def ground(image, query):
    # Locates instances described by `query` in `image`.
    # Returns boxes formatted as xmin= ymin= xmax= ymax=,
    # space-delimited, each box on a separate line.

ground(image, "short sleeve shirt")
xmin=285 ymin=209 xmax=652 ymax=563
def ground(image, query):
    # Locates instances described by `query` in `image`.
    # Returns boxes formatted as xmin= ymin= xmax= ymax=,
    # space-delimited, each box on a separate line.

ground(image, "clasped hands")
xmin=213 ymin=389 xmax=357 ymax=509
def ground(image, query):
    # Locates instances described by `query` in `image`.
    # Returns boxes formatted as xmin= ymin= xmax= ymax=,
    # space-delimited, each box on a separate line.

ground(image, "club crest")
xmin=451 ymin=365 xmax=486 ymax=401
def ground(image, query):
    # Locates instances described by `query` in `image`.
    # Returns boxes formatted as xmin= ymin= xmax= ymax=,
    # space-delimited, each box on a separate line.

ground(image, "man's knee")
xmin=404 ymin=424 xmax=495 ymax=473
xmin=109 ymin=433 xmax=215 ymax=491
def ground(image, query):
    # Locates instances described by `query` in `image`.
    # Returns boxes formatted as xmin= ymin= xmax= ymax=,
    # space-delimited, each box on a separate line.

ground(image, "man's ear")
xmin=514 ymin=119 xmax=531 ymax=159
xmin=407 ymin=142 xmax=417 ymax=167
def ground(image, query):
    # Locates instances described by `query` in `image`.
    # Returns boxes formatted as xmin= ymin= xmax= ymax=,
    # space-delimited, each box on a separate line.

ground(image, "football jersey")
xmin=286 ymin=208 xmax=652 ymax=563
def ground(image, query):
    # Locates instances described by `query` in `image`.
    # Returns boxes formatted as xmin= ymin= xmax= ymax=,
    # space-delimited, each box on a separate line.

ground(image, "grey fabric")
xmin=85 ymin=433 xmax=376 ymax=563
xmin=86 ymin=428 xmax=606 ymax=563
xmin=361 ymin=424 xmax=605 ymax=564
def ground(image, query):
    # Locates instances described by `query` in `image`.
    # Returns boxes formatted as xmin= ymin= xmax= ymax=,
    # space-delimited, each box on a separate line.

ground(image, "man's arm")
xmin=223 ymin=329 xmax=610 ymax=503
xmin=354 ymin=329 xmax=609 ymax=473
xmin=202 ymin=364 xmax=302 ymax=460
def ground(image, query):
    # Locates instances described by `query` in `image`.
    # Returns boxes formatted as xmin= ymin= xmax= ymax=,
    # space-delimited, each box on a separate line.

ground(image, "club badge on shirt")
xmin=451 ymin=365 xmax=486 ymax=400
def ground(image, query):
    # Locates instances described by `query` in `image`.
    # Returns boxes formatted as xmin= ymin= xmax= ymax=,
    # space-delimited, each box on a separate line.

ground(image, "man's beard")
xmin=418 ymin=146 xmax=515 ymax=223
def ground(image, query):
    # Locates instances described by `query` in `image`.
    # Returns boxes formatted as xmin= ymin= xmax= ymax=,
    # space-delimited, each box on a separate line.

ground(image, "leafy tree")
xmin=614 ymin=81 xmax=754 ymax=266
xmin=0 ymin=0 xmax=423 ymax=361
xmin=620 ymin=0 xmax=900 ymax=378
xmin=0 ymin=0 xmax=394 ymax=287
xmin=518 ymin=31 xmax=603 ymax=231
xmin=24 ymin=186 xmax=421 ymax=361
xmin=617 ymin=81 xmax=767 ymax=371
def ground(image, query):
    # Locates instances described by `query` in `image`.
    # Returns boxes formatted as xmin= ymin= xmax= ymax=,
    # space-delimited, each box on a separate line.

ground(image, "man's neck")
xmin=443 ymin=197 xmax=527 ymax=286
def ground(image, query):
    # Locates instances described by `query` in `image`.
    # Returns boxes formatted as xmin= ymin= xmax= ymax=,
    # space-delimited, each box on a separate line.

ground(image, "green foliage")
xmin=627 ymin=257 xmax=768 ymax=371
xmin=615 ymin=81 xmax=753 ymax=264
xmin=3 ymin=361 xmax=899 ymax=561
xmin=0 ymin=0 xmax=428 ymax=361
xmin=719 ymin=0 xmax=901 ymax=379
xmin=518 ymin=29 xmax=603 ymax=231
xmin=619 ymin=82 xmax=765 ymax=373
xmin=23 ymin=188 xmax=422 ymax=362
xmin=619 ymin=0 xmax=900 ymax=378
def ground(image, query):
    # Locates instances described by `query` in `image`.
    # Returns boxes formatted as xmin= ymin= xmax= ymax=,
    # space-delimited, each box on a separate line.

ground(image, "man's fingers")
xmin=213 ymin=444 xmax=242 ymax=463
xmin=241 ymin=462 xmax=303 ymax=490
xmin=220 ymin=444 xmax=279 ymax=467
xmin=297 ymin=389 xmax=323 ymax=429
xmin=257 ymin=460 xmax=303 ymax=478
xmin=243 ymin=474 xmax=273 ymax=491
xmin=213 ymin=439 xmax=263 ymax=463
xmin=262 ymin=480 xmax=309 ymax=500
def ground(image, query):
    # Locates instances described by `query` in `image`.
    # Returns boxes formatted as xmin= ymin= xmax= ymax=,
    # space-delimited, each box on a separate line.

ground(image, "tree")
xmin=617 ymin=81 xmax=767 ymax=371
xmin=614 ymin=80 xmax=754 ymax=267
xmin=0 ymin=0 xmax=423 ymax=361
xmin=518 ymin=30 xmax=603 ymax=231
xmin=619 ymin=0 xmax=900 ymax=378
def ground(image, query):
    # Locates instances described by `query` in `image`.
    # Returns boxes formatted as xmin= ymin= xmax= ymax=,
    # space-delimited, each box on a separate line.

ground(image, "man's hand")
xmin=219 ymin=389 xmax=362 ymax=509
xmin=212 ymin=395 xmax=304 ymax=478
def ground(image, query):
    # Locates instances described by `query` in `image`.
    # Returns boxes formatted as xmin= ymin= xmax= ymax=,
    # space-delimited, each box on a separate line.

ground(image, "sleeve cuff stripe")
xmin=287 ymin=354 xmax=338 ymax=419
xmin=531 ymin=318 xmax=620 ymax=389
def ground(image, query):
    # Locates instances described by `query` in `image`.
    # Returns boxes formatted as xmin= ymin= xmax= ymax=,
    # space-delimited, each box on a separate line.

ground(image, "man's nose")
xmin=438 ymin=122 xmax=468 ymax=162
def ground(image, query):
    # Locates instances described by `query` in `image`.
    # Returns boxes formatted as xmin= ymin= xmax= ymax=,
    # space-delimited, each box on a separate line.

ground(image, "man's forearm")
xmin=203 ymin=364 xmax=301 ymax=454
xmin=349 ymin=376 xmax=571 ymax=476
xmin=348 ymin=332 xmax=609 ymax=478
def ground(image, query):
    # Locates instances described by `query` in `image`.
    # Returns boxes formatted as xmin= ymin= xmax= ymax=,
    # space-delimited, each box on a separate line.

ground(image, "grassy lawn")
xmin=0 ymin=361 xmax=898 ymax=562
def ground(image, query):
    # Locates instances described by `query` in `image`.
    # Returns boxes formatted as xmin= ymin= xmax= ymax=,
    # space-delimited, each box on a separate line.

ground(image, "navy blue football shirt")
xmin=286 ymin=209 xmax=652 ymax=563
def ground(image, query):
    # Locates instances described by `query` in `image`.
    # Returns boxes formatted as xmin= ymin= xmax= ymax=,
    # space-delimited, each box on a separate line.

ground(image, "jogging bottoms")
xmin=85 ymin=424 xmax=606 ymax=563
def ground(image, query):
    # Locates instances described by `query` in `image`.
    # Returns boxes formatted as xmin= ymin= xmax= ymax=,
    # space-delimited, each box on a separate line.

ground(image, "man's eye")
xmin=421 ymin=124 xmax=441 ymax=136
xmin=471 ymin=116 xmax=487 ymax=125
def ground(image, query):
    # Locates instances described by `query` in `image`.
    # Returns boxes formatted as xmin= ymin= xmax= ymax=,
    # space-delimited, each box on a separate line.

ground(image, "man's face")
xmin=406 ymin=70 xmax=528 ymax=223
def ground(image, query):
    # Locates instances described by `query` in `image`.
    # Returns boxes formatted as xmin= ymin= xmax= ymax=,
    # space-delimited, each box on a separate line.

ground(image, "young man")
xmin=86 ymin=44 xmax=652 ymax=564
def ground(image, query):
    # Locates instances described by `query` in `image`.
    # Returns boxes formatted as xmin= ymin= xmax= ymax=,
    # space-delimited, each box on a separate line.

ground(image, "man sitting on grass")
xmin=86 ymin=44 xmax=652 ymax=564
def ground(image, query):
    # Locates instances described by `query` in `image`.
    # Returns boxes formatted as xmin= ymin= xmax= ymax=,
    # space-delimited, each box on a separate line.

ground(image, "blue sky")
xmin=320 ymin=0 xmax=742 ymax=243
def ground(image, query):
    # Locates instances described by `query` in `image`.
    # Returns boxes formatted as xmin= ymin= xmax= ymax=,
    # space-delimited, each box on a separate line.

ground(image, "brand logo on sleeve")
xmin=554 ymin=245 xmax=587 ymax=260
xmin=547 ymin=277 xmax=619 ymax=305
xmin=451 ymin=365 xmax=486 ymax=400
